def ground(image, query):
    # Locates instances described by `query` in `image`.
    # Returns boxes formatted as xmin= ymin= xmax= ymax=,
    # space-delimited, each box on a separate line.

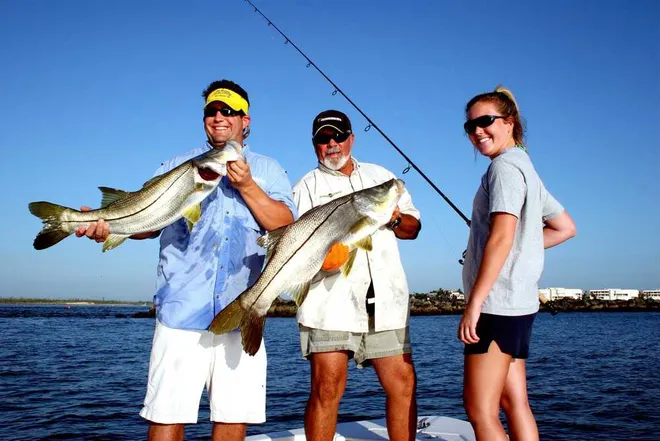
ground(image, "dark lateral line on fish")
xmin=61 ymin=163 xmax=192 ymax=226
xmin=245 ymin=196 xmax=355 ymax=311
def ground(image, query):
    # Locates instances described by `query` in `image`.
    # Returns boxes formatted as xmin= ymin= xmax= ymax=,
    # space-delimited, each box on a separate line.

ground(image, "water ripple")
xmin=0 ymin=307 xmax=658 ymax=441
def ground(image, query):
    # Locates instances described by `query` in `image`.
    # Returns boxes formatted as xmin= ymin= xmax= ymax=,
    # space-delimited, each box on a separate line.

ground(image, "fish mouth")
xmin=369 ymin=180 xmax=405 ymax=214
xmin=197 ymin=167 xmax=221 ymax=181
xmin=195 ymin=142 xmax=244 ymax=178
xmin=195 ymin=160 xmax=232 ymax=180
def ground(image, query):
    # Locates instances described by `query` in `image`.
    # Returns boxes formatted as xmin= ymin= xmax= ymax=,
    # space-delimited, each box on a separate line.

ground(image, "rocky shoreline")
xmin=7 ymin=295 xmax=657 ymax=318
xmin=264 ymin=295 xmax=660 ymax=318
xmin=23 ymin=295 xmax=652 ymax=319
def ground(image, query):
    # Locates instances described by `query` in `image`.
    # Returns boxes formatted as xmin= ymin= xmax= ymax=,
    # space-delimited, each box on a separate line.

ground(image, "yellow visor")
xmin=204 ymin=88 xmax=249 ymax=114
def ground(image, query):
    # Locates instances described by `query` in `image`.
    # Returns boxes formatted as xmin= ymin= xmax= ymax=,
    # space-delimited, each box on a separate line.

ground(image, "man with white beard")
xmin=292 ymin=109 xmax=422 ymax=441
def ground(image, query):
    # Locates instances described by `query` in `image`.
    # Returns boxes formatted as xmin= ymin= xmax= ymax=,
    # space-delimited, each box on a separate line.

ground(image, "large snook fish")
xmin=28 ymin=141 xmax=244 ymax=252
xmin=209 ymin=178 xmax=405 ymax=355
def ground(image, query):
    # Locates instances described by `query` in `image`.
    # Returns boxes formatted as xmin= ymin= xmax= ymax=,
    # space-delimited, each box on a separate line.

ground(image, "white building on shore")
xmin=641 ymin=289 xmax=660 ymax=300
xmin=450 ymin=291 xmax=465 ymax=300
xmin=588 ymin=289 xmax=639 ymax=301
xmin=539 ymin=287 xmax=583 ymax=300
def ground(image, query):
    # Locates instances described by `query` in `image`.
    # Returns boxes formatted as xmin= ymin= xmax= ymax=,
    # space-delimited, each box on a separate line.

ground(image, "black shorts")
xmin=463 ymin=313 xmax=536 ymax=359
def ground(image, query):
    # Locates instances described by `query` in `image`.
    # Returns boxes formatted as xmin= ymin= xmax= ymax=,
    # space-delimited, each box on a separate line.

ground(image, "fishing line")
xmin=242 ymin=1 xmax=559 ymax=314
xmin=242 ymin=0 xmax=470 ymax=227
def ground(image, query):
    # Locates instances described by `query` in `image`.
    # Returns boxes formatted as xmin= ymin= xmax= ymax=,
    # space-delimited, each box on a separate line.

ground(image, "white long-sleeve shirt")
xmin=292 ymin=158 xmax=420 ymax=332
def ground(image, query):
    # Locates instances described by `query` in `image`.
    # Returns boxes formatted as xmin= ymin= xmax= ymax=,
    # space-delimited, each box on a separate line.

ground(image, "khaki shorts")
xmin=299 ymin=320 xmax=411 ymax=368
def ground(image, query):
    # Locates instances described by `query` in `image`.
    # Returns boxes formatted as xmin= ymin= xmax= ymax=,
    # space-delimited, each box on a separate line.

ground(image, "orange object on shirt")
xmin=321 ymin=243 xmax=350 ymax=272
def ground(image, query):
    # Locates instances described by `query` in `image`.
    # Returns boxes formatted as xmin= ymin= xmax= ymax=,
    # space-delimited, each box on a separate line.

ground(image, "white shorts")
xmin=139 ymin=320 xmax=267 ymax=424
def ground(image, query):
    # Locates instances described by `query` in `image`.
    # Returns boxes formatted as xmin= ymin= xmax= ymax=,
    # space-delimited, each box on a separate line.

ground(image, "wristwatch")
xmin=387 ymin=215 xmax=402 ymax=230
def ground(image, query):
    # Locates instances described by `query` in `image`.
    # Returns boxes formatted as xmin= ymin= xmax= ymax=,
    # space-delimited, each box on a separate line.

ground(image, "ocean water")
xmin=0 ymin=305 xmax=658 ymax=440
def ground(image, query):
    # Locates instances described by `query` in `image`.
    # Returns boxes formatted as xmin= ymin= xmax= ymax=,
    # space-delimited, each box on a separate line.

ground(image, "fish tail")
xmin=208 ymin=297 xmax=265 ymax=355
xmin=29 ymin=201 xmax=69 ymax=220
xmin=241 ymin=310 xmax=266 ymax=356
xmin=208 ymin=298 xmax=246 ymax=335
xmin=28 ymin=202 xmax=73 ymax=250
xmin=33 ymin=229 xmax=72 ymax=250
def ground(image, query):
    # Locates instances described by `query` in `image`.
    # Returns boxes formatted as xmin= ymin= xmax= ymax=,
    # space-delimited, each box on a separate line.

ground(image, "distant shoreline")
xmin=0 ymin=298 xmax=149 ymax=306
xmin=268 ymin=296 xmax=660 ymax=317
xmin=2 ymin=296 xmax=657 ymax=317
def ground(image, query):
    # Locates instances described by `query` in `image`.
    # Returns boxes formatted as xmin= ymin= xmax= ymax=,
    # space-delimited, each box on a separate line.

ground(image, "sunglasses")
xmin=204 ymin=106 xmax=244 ymax=118
xmin=313 ymin=131 xmax=351 ymax=145
xmin=463 ymin=115 xmax=507 ymax=134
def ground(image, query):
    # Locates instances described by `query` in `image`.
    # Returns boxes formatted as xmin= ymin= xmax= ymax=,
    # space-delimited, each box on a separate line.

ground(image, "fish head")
xmin=353 ymin=178 xmax=405 ymax=224
xmin=193 ymin=140 xmax=245 ymax=184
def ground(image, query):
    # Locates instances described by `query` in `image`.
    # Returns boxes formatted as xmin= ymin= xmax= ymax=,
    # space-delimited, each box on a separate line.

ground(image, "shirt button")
xmin=224 ymin=237 xmax=228 ymax=241
xmin=226 ymin=211 xmax=230 ymax=215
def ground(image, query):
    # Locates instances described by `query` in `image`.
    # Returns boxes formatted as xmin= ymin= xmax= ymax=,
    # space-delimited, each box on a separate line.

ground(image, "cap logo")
xmin=312 ymin=110 xmax=352 ymax=136
xmin=318 ymin=116 xmax=343 ymax=122
xmin=204 ymin=88 xmax=249 ymax=115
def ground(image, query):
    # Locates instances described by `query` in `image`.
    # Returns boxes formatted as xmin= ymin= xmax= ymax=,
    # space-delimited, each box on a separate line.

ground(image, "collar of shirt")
xmin=295 ymin=159 xmax=413 ymax=333
xmin=153 ymin=142 xmax=268 ymax=331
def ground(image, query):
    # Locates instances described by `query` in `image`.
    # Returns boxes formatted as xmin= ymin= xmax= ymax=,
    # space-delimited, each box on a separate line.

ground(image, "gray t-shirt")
xmin=462 ymin=147 xmax=564 ymax=316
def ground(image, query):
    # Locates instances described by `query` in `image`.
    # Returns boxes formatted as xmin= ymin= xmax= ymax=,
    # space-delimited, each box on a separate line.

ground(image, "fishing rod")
xmin=242 ymin=0 xmax=470 ymax=227
xmin=242 ymin=0 xmax=559 ymax=314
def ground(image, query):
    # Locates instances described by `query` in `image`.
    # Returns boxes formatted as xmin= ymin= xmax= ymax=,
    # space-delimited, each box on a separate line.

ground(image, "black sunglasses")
xmin=204 ymin=106 xmax=244 ymax=118
xmin=313 ymin=131 xmax=351 ymax=145
xmin=463 ymin=115 xmax=507 ymax=134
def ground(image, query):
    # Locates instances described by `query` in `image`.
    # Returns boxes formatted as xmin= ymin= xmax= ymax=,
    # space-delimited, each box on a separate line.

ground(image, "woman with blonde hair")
xmin=459 ymin=86 xmax=577 ymax=441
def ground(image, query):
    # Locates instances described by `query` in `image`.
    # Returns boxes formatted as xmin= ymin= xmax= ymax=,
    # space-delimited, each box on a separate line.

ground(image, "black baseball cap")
xmin=312 ymin=110 xmax=352 ymax=137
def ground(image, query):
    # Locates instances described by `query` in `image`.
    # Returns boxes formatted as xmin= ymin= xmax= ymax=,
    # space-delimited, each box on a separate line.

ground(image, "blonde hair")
xmin=494 ymin=85 xmax=519 ymax=112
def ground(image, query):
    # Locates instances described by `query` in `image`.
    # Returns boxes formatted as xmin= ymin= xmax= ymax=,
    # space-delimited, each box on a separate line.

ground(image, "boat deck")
xmin=247 ymin=416 xmax=475 ymax=441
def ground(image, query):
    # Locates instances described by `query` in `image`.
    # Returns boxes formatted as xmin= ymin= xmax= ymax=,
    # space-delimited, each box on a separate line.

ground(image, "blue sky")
xmin=1 ymin=0 xmax=658 ymax=301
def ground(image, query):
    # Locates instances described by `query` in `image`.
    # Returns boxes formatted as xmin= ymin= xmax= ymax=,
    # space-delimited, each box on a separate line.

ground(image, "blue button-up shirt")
xmin=152 ymin=143 xmax=296 ymax=330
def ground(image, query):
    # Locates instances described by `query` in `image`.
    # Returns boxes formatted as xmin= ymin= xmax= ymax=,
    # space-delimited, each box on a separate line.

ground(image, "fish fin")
xmin=182 ymin=204 xmax=202 ymax=231
xmin=98 ymin=186 xmax=131 ymax=208
xmin=256 ymin=226 xmax=286 ymax=251
xmin=348 ymin=217 xmax=372 ymax=235
xmin=28 ymin=202 xmax=72 ymax=250
xmin=289 ymin=281 xmax=311 ymax=307
xmin=33 ymin=229 xmax=72 ymax=250
xmin=340 ymin=248 xmax=359 ymax=277
xmin=353 ymin=235 xmax=373 ymax=251
xmin=102 ymin=234 xmax=130 ymax=252
xmin=29 ymin=201 xmax=68 ymax=221
xmin=208 ymin=298 xmax=246 ymax=335
xmin=241 ymin=310 xmax=266 ymax=356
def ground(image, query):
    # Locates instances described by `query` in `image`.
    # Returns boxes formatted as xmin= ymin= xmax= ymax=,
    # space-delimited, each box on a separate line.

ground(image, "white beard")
xmin=322 ymin=153 xmax=350 ymax=171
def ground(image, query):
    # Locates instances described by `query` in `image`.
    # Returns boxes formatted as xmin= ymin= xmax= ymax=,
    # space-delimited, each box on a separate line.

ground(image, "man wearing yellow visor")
xmin=138 ymin=80 xmax=295 ymax=441
xmin=74 ymin=79 xmax=296 ymax=440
